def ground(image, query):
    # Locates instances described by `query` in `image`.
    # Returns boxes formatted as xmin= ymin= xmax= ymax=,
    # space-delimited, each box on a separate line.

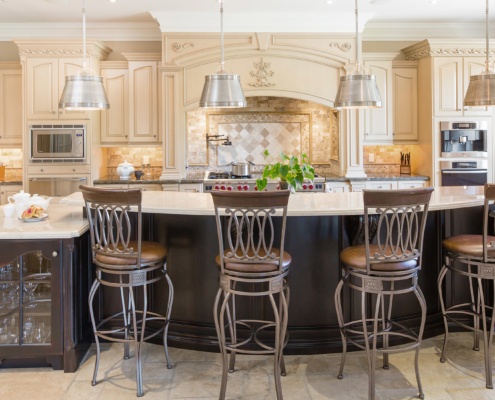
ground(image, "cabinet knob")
xmin=40 ymin=169 xmax=44 ymax=172
xmin=52 ymin=111 xmax=56 ymax=114
xmin=73 ymin=168 xmax=76 ymax=172
xmin=52 ymin=251 xmax=58 ymax=257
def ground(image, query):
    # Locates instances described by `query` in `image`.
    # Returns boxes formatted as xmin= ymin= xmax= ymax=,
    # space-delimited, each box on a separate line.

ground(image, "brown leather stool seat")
xmin=80 ymin=185 xmax=174 ymax=397
xmin=340 ymin=244 xmax=418 ymax=272
xmin=438 ymin=183 xmax=495 ymax=390
xmin=335 ymin=188 xmax=434 ymax=400
xmin=96 ymin=241 xmax=168 ymax=267
xmin=211 ymin=190 xmax=291 ymax=400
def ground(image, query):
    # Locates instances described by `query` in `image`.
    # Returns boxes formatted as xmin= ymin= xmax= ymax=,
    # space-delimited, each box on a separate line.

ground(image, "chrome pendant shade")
xmin=463 ymin=0 xmax=495 ymax=107
xmin=58 ymin=0 xmax=109 ymax=110
xmin=199 ymin=73 xmax=246 ymax=108
xmin=199 ymin=0 xmax=246 ymax=108
xmin=334 ymin=74 xmax=382 ymax=109
xmin=59 ymin=74 xmax=109 ymax=110
xmin=334 ymin=0 xmax=382 ymax=109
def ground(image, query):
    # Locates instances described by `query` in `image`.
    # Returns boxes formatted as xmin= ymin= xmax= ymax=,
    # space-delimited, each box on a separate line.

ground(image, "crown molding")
xmin=0 ymin=22 xmax=161 ymax=42
xmin=364 ymin=22 xmax=494 ymax=41
xmin=402 ymin=38 xmax=495 ymax=61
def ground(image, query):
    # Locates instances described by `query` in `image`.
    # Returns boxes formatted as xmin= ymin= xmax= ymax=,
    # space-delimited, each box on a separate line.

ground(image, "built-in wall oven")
xmin=440 ymin=121 xmax=488 ymax=187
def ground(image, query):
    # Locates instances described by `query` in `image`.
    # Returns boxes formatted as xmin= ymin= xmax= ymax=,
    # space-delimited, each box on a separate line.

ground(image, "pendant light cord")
xmin=82 ymin=0 xmax=88 ymax=72
xmin=485 ymin=0 xmax=490 ymax=72
xmin=355 ymin=0 xmax=360 ymax=73
xmin=220 ymin=0 xmax=225 ymax=73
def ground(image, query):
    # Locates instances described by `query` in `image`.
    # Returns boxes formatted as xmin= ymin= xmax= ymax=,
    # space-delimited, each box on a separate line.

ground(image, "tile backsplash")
xmin=105 ymin=147 xmax=162 ymax=176
xmin=186 ymin=96 xmax=341 ymax=175
xmin=0 ymin=148 xmax=22 ymax=179
xmin=364 ymin=144 xmax=422 ymax=175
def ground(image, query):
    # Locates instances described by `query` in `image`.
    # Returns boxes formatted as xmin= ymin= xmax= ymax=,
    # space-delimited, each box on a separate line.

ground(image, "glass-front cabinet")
xmin=0 ymin=237 xmax=92 ymax=371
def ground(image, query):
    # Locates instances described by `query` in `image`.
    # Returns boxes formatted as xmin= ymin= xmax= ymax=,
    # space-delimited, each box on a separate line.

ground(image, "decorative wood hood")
xmin=158 ymin=32 xmax=361 ymax=180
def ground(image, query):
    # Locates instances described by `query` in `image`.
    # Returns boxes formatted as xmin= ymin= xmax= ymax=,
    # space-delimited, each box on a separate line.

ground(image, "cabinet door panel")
xmin=393 ymin=68 xmax=417 ymax=141
xmin=436 ymin=59 xmax=461 ymax=115
xmin=0 ymin=70 xmax=22 ymax=145
xmin=27 ymin=59 xmax=58 ymax=120
xmin=101 ymin=68 xmax=128 ymax=143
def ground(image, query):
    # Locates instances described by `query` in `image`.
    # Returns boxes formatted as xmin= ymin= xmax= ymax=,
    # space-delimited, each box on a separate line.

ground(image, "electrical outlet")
xmin=368 ymin=153 xmax=375 ymax=163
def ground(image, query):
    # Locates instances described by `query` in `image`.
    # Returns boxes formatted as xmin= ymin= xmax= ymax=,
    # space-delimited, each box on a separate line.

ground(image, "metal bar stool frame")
xmin=211 ymin=190 xmax=291 ymax=400
xmin=335 ymin=187 xmax=434 ymax=400
xmin=438 ymin=183 xmax=495 ymax=389
xmin=80 ymin=185 xmax=174 ymax=397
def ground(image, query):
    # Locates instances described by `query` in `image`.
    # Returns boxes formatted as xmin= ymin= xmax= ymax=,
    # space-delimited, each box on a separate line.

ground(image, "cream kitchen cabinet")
xmin=26 ymin=58 xmax=91 ymax=120
xmin=0 ymin=64 xmax=22 ymax=146
xmin=392 ymin=64 xmax=418 ymax=141
xmin=362 ymin=57 xmax=393 ymax=143
xmin=179 ymin=183 xmax=203 ymax=193
xmin=100 ymin=60 xmax=158 ymax=144
xmin=397 ymin=180 xmax=428 ymax=189
xmin=434 ymin=57 xmax=492 ymax=117
xmin=0 ymin=184 xmax=23 ymax=205
xmin=325 ymin=182 xmax=349 ymax=193
xmin=100 ymin=63 xmax=129 ymax=144
xmin=365 ymin=181 xmax=397 ymax=190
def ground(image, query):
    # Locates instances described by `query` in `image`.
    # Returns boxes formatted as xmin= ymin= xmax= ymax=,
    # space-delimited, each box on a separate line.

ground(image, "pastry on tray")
xmin=22 ymin=205 xmax=45 ymax=219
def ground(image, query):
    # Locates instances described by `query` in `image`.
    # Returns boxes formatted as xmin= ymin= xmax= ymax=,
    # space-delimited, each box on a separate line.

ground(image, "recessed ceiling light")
xmin=428 ymin=0 xmax=439 ymax=4
xmin=325 ymin=0 xmax=333 ymax=4
xmin=44 ymin=0 xmax=72 ymax=4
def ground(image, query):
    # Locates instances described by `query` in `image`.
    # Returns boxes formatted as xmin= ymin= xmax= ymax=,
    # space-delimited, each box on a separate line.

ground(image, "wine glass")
xmin=23 ymin=251 xmax=43 ymax=309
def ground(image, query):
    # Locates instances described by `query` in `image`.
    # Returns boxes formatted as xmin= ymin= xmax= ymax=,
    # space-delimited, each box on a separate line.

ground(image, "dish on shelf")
xmin=19 ymin=213 xmax=48 ymax=222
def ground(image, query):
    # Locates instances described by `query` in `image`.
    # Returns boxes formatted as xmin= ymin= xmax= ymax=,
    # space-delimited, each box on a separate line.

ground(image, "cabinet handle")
xmin=52 ymin=251 xmax=58 ymax=257
xmin=377 ymin=186 xmax=382 ymax=189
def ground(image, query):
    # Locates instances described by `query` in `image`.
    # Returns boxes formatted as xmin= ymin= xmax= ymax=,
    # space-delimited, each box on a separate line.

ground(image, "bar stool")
xmin=80 ymin=185 xmax=174 ymax=397
xmin=335 ymin=187 xmax=434 ymax=400
xmin=211 ymin=190 xmax=291 ymax=400
xmin=438 ymin=183 xmax=495 ymax=389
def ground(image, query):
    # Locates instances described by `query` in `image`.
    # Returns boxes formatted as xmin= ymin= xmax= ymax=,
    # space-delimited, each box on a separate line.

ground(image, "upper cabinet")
xmin=434 ymin=56 xmax=492 ymax=117
xmin=26 ymin=58 xmax=90 ymax=120
xmin=392 ymin=62 xmax=418 ymax=141
xmin=362 ymin=57 xmax=393 ymax=143
xmin=15 ymin=39 xmax=111 ymax=122
xmin=100 ymin=62 xmax=129 ymax=143
xmin=100 ymin=56 xmax=159 ymax=144
xmin=0 ymin=63 xmax=22 ymax=146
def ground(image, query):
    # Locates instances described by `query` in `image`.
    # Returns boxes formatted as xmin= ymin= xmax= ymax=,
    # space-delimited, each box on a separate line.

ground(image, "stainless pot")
xmin=229 ymin=161 xmax=254 ymax=176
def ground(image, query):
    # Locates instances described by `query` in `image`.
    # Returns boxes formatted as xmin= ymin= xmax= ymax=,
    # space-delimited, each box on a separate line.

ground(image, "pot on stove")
xmin=229 ymin=161 xmax=254 ymax=177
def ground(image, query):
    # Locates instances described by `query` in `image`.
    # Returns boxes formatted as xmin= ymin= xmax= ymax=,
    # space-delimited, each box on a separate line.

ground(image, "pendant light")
xmin=59 ymin=0 xmax=109 ymax=110
xmin=334 ymin=0 xmax=382 ymax=109
xmin=463 ymin=0 xmax=495 ymax=107
xmin=199 ymin=0 xmax=247 ymax=108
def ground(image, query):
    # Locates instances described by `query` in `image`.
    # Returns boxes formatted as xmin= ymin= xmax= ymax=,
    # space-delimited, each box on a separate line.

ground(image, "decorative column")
xmin=158 ymin=66 xmax=185 ymax=180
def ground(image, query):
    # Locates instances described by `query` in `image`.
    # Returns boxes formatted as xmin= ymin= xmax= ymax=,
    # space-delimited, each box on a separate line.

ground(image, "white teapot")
xmin=7 ymin=190 xmax=30 ymax=205
xmin=29 ymin=194 xmax=51 ymax=210
xmin=116 ymin=160 xmax=135 ymax=180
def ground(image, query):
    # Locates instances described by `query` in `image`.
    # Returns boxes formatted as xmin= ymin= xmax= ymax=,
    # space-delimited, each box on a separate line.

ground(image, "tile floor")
xmin=0 ymin=333 xmax=494 ymax=399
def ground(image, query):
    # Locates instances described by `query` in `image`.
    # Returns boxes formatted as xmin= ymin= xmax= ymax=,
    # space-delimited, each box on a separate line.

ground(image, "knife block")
xmin=400 ymin=165 xmax=411 ymax=175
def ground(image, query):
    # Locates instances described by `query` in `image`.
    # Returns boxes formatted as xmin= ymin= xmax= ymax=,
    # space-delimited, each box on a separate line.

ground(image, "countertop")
xmin=59 ymin=186 xmax=483 ymax=217
xmin=93 ymin=173 xmax=430 ymax=185
xmin=0 ymin=198 xmax=88 ymax=239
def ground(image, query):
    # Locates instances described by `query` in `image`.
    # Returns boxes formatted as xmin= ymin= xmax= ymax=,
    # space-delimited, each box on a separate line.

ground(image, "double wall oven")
xmin=439 ymin=121 xmax=488 ymax=187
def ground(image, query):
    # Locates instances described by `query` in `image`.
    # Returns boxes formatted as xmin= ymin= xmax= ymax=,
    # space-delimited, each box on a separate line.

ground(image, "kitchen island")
xmin=0 ymin=201 xmax=92 ymax=371
xmin=56 ymin=186 xmax=484 ymax=355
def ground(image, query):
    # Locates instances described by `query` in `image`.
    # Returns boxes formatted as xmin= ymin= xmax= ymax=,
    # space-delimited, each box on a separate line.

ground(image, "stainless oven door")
xmin=28 ymin=177 xmax=88 ymax=197
xmin=441 ymin=169 xmax=487 ymax=187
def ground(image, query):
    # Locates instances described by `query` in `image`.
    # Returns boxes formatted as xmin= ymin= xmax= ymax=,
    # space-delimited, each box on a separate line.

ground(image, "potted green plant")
xmin=256 ymin=151 xmax=315 ymax=192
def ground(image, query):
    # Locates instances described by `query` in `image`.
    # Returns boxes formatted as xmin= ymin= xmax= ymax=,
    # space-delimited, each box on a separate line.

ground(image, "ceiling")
xmin=0 ymin=0 xmax=493 ymax=41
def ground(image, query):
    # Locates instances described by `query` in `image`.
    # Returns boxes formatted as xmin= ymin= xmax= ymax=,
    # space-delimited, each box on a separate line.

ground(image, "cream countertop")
xmin=59 ymin=186 xmax=484 ymax=217
xmin=0 ymin=200 xmax=88 ymax=240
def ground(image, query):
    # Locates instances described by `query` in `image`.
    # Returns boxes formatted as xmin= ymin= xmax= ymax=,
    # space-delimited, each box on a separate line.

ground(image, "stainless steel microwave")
xmin=30 ymin=124 xmax=86 ymax=162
